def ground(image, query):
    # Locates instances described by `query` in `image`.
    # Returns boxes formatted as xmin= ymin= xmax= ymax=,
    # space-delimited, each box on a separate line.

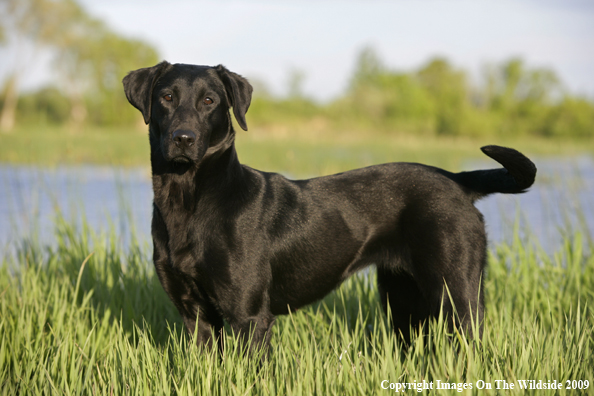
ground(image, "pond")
xmin=1 ymin=156 xmax=593 ymax=256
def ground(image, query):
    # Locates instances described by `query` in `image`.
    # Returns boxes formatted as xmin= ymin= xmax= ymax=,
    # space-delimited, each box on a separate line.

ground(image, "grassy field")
xmin=1 ymin=124 xmax=593 ymax=176
xmin=1 ymin=125 xmax=593 ymax=394
xmin=1 ymin=215 xmax=593 ymax=394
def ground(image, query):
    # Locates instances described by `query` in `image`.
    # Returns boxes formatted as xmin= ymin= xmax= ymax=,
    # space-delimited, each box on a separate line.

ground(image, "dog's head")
xmin=123 ymin=62 xmax=252 ymax=165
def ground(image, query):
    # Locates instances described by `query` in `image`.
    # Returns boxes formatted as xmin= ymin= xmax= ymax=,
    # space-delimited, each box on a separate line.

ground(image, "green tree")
xmin=484 ymin=58 xmax=561 ymax=135
xmin=0 ymin=0 xmax=159 ymax=131
xmin=51 ymin=12 xmax=158 ymax=127
xmin=336 ymin=46 xmax=433 ymax=132
xmin=543 ymin=96 xmax=594 ymax=137
xmin=349 ymin=46 xmax=385 ymax=90
xmin=16 ymin=86 xmax=71 ymax=124
xmin=417 ymin=58 xmax=468 ymax=135
xmin=486 ymin=58 xmax=560 ymax=111
xmin=0 ymin=0 xmax=79 ymax=131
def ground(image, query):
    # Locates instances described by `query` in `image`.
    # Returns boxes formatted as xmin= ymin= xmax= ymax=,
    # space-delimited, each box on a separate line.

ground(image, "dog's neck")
xmin=150 ymin=137 xmax=245 ymax=214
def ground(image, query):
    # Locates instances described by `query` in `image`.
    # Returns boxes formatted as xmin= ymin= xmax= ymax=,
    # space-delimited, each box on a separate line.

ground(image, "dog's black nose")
xmin=173 ymin=130 xmax=196 ymax=147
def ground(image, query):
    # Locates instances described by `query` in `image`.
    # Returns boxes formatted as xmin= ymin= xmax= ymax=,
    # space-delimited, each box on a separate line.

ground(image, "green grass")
xmin=1 ymin=124 xmax=593 ymax=176
xmin=2 ymin=123 xmax=594 ymax=394
xmin=1 ymin=216 xmax=593 ymax=395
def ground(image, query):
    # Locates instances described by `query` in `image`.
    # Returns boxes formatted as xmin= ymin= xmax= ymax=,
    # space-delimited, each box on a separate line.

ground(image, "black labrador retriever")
xmin=123 ymin=62 xmax=536 ymax=353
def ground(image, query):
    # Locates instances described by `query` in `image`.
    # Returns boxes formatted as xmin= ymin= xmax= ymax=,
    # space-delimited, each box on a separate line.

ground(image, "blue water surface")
xmin=1 ymin=156 xmax=593 ymax=257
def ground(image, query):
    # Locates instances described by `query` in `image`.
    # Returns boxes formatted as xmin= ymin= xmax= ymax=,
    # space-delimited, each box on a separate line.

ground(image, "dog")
xmin=123 ymin=61 xmax=536 ymax=354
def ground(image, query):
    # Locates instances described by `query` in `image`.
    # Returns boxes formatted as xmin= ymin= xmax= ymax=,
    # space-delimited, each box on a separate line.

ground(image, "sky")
xmin=4 ymin=0 xmax=594 ymax=101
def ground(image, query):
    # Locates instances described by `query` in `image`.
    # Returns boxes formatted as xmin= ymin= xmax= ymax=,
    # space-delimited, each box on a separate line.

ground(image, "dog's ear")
xmin=215 ymin=65 xmax=253 ymax=131
xmin=123 ymin=61 xmax=171 ymax=124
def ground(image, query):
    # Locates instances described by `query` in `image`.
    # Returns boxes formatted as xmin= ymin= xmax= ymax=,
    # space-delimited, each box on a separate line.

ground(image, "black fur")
xmin=123 ymin=62 xmax=536 ymax=353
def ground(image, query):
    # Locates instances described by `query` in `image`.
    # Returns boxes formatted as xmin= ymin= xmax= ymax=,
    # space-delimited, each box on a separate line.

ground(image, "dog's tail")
xmin=451 ymin=145 xmax=537 ymax=201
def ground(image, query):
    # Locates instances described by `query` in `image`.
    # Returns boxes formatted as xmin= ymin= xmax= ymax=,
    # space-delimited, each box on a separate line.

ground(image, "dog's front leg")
xmin=152 ymin=207 xmax=224 ymax=349
xmin=228 ymin=313 xmax=276 ymax=360
xmin=184 ymin=302 xmax=225 ymax=350
xmin=153 ymin=248 xmax=225 ymax=349
xmin=222 ymin=281 xmax=276 ymax=359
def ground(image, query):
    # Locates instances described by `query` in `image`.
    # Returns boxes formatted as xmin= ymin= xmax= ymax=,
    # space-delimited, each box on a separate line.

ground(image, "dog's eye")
xmin=163 ymin=94 xmax=173 ymax=102
xmin=203 ymin=97 xmax=214 ymax=105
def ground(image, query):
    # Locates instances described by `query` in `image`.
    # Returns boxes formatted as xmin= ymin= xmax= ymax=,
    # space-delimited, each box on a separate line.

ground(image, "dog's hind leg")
xmin=408 ymin=244 xmax=485 ymax=340
xmin=376 ymin=268 xmax=432 ymax=343
xmin=419 ymin=271 xmax=484 ymax=341
xmin=397 ymin=207 xmax=487 ymax=340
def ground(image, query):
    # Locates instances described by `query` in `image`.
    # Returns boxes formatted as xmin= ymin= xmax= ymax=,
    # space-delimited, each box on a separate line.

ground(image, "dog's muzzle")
xmin=173 ymin=130 xmax=196 ymax=148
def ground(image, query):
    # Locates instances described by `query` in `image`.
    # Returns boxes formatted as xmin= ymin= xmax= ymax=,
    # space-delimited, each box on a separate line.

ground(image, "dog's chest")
xmin=153 ymin=193 xmax=205 ymax=268
xmin=156 ymin=180 xmax=198 ymax=213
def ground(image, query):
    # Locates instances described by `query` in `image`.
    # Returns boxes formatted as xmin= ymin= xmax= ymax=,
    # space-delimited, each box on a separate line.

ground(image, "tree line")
xmin=1 ymin=1 xmax=592 ymax=138
xmin=250 ymin=47 xmax=594 ymax=138
xmin=0 ymin=0 xmax=158 ymax=131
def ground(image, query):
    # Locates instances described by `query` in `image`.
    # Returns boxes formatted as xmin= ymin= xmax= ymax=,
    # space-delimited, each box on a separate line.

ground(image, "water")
xmin=473 ymin=156 xmax=594 ymax=250
xmin=1 ymin=157 xmax=593 ymax=256
xmin=0 ymin=165 xmax=153 ymax=251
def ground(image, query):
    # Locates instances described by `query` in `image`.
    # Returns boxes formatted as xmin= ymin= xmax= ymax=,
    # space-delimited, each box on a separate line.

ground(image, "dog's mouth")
xmin=171 ymin=155 xmax=192 ymax=164
xmin=161 ymin=138 xmax=207 ymax=166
